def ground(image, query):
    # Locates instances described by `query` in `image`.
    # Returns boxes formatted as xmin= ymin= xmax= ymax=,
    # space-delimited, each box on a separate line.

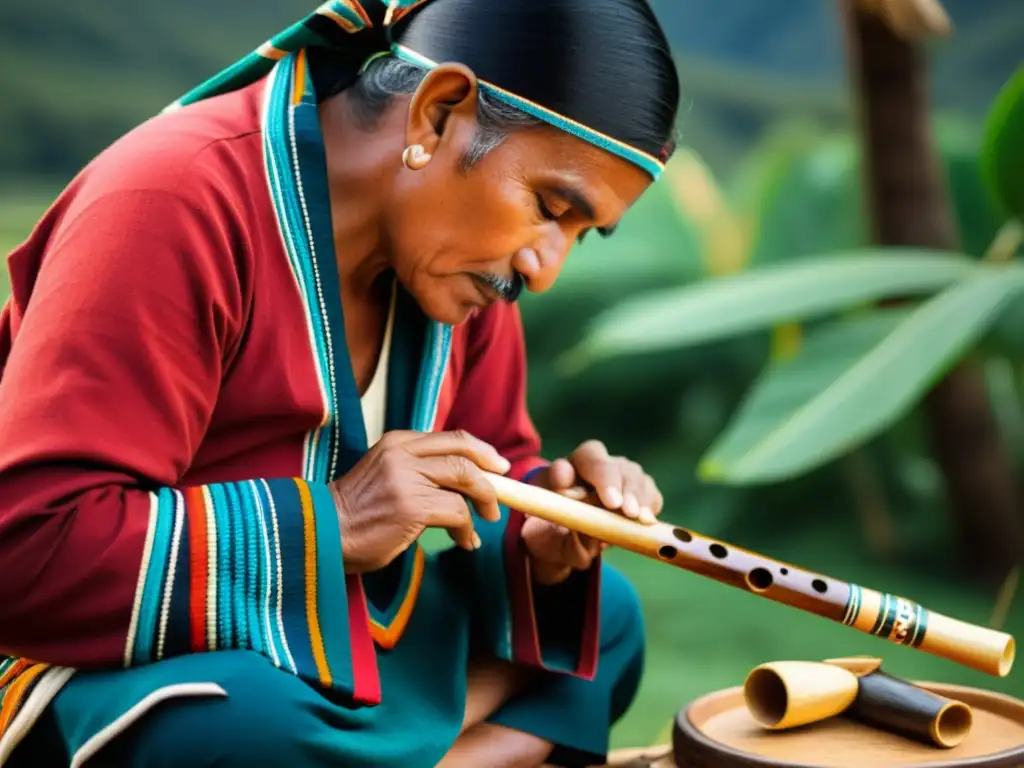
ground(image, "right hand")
xmin=330 ymin=430 xmax=511 ymax=573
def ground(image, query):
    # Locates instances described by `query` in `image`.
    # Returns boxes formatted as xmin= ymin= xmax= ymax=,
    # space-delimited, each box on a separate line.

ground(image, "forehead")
xmin=497 ymin=125 xmax=654 ymax=214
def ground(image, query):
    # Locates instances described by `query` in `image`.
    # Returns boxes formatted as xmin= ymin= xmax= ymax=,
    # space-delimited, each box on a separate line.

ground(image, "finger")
xmin=643 ymin=475 xmax=665 ymax=519
xmin=419 ymin=492 xmax=478 ymax=551
xmin=546 ymin=458 xmax=576 ymax=490
xmin=418 ymin=455 xmax=502 ymax=523
xmin=406 ymin=430 xmax=512 ymax=475
xmin=622 ymin=462 xmax=654 ymax=524
xmin=568 ymin=441 xmax=624 ymax=511
xmin=562 ymin=531 xmax=593 ymax=570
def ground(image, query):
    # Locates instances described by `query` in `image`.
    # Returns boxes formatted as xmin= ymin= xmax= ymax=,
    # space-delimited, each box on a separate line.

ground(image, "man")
xmin=0 ymin=0 xmax=680 ymax=765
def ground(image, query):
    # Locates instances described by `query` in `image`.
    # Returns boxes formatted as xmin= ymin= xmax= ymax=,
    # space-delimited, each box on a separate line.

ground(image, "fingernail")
xmin=640 ymin=507 xmax=656 ymax=525
xmin=495 ymin=456 xmax=511 ymax=473
xmin=472 ymin=532 xmax=482 ymax=550
xmin=604 ymin=487 xmax=623 ymax=508
xmin=623 ymin=494 xmax=639 ymax=518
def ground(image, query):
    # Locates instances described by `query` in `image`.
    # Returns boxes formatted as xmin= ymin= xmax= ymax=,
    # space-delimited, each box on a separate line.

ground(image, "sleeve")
xmin=440 ymin=303 xmax=600 ymax=680
xmin=0 ymin=189 xmax=379 ymax=705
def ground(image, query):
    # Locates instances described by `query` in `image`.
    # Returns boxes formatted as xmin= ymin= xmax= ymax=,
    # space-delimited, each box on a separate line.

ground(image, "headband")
xmin=168 ymin=0 xmax=666 ymax=180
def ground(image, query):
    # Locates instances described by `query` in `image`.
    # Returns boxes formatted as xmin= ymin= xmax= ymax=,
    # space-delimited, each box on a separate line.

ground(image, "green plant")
xmin=555 ymin=72 xmax=1024 ymax=488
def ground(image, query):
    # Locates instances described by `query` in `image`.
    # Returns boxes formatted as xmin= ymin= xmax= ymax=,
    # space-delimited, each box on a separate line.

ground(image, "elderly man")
xmin=0 ymin=0 xmax=679 ymax=766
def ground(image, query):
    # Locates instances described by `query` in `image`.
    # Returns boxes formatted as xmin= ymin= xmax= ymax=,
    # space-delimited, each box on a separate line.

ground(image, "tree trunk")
xmin=841 ymin=0 xmax=1023 ymax=583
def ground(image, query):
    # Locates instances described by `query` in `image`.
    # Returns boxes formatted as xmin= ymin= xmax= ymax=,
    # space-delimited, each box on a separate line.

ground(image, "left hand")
xmin=520 ymin=440 xmax=663 ymax=586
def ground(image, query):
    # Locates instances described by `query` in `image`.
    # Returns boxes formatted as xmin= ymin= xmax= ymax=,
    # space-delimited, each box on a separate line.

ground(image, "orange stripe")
xmin=0 ymin=664 xmax=47 ymax=737
xmin=319 ymin=8 xmax=360 ymax=33
xmin=185 ymin=487 xmax=209 ymax=652
xmin=0 ymin=659 xmax=31 ymax=691
xmin=343 ymin=0 xmax=372 ymax=26
xmin=292 ymin=49 xmax=307 ymax=107
xmin=295 ymin=480 xmax=332 ymax=686
xmin=370 ymin=545 xmax=425 ymax=649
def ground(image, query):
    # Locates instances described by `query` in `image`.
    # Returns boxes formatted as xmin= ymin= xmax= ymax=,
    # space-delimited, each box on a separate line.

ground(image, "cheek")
xmin=397 ymin=172 xmax=535 ymax=271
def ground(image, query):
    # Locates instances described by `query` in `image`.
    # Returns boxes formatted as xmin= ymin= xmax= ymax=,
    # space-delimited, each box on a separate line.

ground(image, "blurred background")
xmin=1 ymin=0 xmax=1022 ymax=751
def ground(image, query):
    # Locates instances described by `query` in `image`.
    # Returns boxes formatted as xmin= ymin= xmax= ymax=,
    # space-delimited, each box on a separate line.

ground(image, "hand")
xmin=520 ymin=440 xmax=664 ymax=585
xmin=330 ymin=430 xmax=509 ymax=573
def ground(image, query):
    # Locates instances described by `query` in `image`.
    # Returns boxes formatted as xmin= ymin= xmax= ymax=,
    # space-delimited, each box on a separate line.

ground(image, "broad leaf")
xmin=981 ymin=65 xmax=1024 ymax=222
xmin=698 ymin=266 xmax=1024 ymax=485
xmin=559 ymin=250 xmax=979 ymax=372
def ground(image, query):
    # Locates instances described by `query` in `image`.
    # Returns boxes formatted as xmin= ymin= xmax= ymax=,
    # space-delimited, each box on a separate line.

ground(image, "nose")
xmin=512 ymin=240 xmax=569 ymax=295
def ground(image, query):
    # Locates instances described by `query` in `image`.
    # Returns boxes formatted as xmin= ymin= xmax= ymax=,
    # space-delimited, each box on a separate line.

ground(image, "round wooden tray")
xmin=672 ymin=682 xmax=1024 ymax=767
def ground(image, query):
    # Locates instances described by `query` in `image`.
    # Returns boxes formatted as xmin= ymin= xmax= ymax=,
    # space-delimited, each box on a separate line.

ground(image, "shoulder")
xmin=56 ymin=81 xmax=268 ymax=234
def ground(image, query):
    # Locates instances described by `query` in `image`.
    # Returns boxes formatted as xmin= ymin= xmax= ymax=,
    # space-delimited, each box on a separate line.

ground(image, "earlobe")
xmin=401 ymin=144 xmax=432 ymax=170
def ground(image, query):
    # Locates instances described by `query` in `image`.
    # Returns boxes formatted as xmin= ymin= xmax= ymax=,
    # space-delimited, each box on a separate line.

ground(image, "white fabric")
xmin=360 ymin=282 xmax=396 ymax=447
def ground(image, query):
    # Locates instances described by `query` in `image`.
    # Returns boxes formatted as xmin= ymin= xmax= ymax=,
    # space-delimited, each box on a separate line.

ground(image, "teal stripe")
xmin=264 ymin=57 xmax=337 ymax=481
xmin=309 ymin=482 xmax=354 ymax=687
xmin=389 ymin=45 xmax=663 ymax=180
xmin=411 ymin=322 xmax=453 ymax=432
xmin=207 ymin=484 xmax=234 ymax=650
xmin=253 ymin=480 xmax=286 ymax=669
xmin=224 ymin=483 xmax=248 ymax=650
xmin=239 ymin=482 xmax=264 ymax=656
xmin=324 ymin=0 xmax=369 ymax=30
xmin=132 ymin=489 xmax=176 ymax=664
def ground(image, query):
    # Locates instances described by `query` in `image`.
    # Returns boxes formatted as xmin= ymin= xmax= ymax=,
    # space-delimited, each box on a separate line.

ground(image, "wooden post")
xmin=840 ymin=0 xmax=1024 ymax=583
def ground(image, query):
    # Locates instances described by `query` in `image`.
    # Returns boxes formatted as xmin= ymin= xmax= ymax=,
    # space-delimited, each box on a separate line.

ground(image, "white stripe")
xmin=0 ymin=667 xmax=77 ymax=767
xmin=156 ymin=490 xmax=185 ymax=660
xmin=123 ymin=494 xmax=159 ymax=667
xmin=201 ymin=485 xmax=218 ymax=650
xmin=287 ymin=94 xmax=339 ymax=477
xmin=250 ymin=480 xmax=281 ymax=668
xmin=69 ymin=683 xmax=227 ymax=768
xmin=261 ymin=479 xmax=296 ymax=673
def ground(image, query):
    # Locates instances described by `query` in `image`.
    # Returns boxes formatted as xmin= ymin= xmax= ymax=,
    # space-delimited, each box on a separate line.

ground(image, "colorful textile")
xmin=5 ymin=563 xmax=642 ymax=768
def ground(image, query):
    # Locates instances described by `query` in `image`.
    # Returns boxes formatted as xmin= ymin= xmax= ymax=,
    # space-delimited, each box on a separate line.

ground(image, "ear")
xmin=404 ymin=63 xmax=481 ymax=158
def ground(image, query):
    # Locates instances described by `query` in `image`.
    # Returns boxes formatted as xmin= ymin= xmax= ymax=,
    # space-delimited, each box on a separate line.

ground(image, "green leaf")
xmin=980 ymin=65 xmax=1024 ymax=222
xmin=558 ymin=249 xmax=979 ymax=372
xmin=698 ymin=266 xmax=1024 ymax=485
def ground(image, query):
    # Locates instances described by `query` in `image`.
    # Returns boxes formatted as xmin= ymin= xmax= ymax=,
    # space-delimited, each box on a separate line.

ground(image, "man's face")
xmin=382 ymin=74 xmax=653 ymax=325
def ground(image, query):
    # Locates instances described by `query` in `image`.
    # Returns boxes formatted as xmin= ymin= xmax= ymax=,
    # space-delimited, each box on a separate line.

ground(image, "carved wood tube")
xmin=485 ymin=472 xmax=1017 ymax=678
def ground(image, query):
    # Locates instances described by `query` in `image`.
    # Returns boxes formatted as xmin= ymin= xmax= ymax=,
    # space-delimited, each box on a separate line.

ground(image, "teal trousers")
xmin=9 ymin=562 xmax=644 ymax=768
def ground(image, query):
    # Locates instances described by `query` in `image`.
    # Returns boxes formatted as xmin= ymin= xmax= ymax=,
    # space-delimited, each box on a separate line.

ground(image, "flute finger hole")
xmin=812 ymin=578 xmax=828 ymax=593
xmin=673 ymin=528 xmax=692 ymax=543
xmin=658 ymin=545 xmax=677 ymax=560
xmin=710 ymin=543 xmax=728 ymax=559
xmin=746 ymin=567 xmax=773 ymax=592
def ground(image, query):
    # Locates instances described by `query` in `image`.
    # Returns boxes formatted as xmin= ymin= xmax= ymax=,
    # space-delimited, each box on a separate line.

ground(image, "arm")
xmin=440 ymin=303 xmax=600 ymax=679
xmin=0 ymin=189 xmax=378 ymax=704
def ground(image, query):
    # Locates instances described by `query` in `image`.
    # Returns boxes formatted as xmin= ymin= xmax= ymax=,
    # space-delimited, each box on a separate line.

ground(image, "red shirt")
xmin=0 ymin=79 xmax=556 ymax=678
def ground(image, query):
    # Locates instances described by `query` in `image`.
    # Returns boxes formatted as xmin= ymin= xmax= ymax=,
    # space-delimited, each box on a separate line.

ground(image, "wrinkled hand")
xmin=521 ymin=440 xmax=663 ymax=586
xmin=331 ymin=430 xmax=509 ymax=573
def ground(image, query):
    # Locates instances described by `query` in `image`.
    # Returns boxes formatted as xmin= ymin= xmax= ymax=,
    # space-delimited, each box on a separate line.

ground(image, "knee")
xmin=103 ymin=653 xmax=325 ymax=767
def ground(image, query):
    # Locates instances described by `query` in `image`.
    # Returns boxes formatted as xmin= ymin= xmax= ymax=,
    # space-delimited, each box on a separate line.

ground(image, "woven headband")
xmin=169 ymin=0 xmax=666 ymax=180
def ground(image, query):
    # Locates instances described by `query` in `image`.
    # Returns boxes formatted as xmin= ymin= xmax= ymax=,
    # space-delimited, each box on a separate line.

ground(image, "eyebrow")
xmin=548 ymin=184 xmax=619 ymax=237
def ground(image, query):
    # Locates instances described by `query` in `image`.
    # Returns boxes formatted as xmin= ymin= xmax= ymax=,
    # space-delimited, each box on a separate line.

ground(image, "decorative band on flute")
xmin=842 ymin=587 xmax=929 ymax=648
xmin=483 ymin=472 xmax=1017 ymax=678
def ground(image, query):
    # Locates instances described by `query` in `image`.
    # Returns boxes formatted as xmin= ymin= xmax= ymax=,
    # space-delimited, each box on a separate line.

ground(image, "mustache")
xmin=479 ymin=271 xmax=525 ymax=303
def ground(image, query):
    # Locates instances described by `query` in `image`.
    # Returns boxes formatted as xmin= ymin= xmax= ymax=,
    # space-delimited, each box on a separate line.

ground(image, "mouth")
xmin=473 ymin=272 xmax=524 ymax=304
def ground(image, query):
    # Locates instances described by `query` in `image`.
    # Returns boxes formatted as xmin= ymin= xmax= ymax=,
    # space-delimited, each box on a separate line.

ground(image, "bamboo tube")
xmin=744 ymin=661 xmax=860 ymax=730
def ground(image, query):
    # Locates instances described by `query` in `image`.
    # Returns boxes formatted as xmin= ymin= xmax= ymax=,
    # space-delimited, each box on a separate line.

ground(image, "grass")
xmin=3 ymin=184 xmax=1023 ymax=752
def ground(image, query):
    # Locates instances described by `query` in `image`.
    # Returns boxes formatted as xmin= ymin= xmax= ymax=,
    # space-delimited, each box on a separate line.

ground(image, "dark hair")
xmin=309 ymin=0 xmax=680 ymax=168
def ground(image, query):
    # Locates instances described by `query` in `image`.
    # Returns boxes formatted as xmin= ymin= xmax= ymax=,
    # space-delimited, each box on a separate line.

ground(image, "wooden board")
xmin=672 ymin=682 xmax=1024 ymax=767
